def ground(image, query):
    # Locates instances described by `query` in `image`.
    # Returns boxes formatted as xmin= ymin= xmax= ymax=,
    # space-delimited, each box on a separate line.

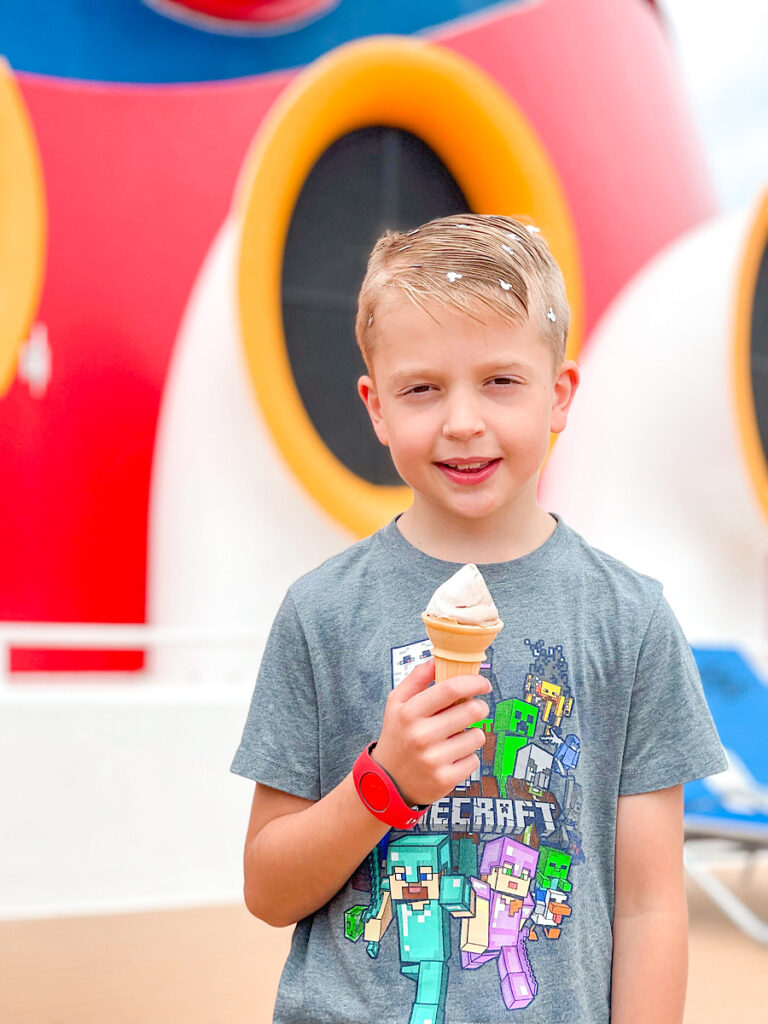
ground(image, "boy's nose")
xmin=442 ymin=400 xmax=485 ymax=440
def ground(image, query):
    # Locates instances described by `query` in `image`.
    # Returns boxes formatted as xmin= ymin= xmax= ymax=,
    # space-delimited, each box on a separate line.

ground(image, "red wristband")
xmin=353 ymin=742 xmax=429 ymax=830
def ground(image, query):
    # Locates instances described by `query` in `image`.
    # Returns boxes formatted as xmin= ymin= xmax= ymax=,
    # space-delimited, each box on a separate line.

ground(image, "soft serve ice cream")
xmin=422 ymin=565 xmax=503 ymax=682
xmin=425 ymin=563 xmax=501 ymax=627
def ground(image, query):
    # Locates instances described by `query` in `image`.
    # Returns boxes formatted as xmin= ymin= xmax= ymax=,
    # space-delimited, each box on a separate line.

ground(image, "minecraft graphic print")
xmin=344 ymin=638 xmax=583 ymax=1023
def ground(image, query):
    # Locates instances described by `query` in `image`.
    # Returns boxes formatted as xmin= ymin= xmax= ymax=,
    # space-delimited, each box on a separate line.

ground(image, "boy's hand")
xmin=371 ymin=658 xmax=490 ymax=807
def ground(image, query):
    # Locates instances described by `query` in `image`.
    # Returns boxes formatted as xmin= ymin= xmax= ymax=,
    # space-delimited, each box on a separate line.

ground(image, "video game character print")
xmin=344 ymin=637 xmax=584 ymax=1024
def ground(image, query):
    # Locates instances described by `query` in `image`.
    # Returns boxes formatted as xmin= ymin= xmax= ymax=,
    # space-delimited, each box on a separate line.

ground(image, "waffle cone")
xmin=421 ymin=612 xmax=503 ymax=682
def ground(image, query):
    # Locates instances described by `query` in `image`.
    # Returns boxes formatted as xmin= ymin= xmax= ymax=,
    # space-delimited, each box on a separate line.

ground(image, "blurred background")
xmin=1 ymin=1 xmax=767 ymax=1021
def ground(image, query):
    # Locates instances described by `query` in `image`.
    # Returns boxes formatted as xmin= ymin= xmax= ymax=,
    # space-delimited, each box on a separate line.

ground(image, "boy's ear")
xmin=550 ymin=360 xmax=580 ymax=435
xmin=358 ymin=375 xmax=389 ymax=447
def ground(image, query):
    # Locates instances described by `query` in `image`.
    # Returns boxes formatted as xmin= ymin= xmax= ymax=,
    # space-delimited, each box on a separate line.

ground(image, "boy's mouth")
xmin=436 ymin=458 xmax=501 ymax=485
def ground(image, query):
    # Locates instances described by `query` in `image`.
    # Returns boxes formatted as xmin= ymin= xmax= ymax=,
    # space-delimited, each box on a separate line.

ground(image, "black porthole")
xmin=750 ymin=238 xmax=768 ymax=464
xmin=281 ymin=126 xmax=470 ymax=486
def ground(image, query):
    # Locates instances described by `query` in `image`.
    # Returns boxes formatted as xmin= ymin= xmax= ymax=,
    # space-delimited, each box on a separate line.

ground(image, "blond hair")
xmin=355 ymin=213 xmax=569 ymax=372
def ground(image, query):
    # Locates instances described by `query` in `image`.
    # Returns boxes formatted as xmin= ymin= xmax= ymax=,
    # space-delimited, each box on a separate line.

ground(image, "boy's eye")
xmin=405 ymin=384 xmax=433 ymax=395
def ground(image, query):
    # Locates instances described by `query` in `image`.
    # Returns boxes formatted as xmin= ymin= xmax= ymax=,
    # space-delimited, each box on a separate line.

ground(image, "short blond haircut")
xmin=355 ymin=213 xmax=569 ymax=373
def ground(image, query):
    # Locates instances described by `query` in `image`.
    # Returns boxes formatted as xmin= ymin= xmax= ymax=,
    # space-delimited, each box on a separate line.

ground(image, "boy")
xmin=231 ymin=214 xmax=726 ymax=1024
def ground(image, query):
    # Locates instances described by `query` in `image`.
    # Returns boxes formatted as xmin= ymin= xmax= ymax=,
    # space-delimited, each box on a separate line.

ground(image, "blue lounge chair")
xmin=684 ymin=648 xmax=768 ymax=944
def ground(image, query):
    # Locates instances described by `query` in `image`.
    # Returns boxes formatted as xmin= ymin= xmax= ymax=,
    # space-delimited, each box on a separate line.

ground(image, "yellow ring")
xmin=236 ymin=35 xmax=584 ymax=538
xmin=0 ymin=59 xmax=46 ymax=397
xmin=733 ymin=188 xmax=768 ymax=522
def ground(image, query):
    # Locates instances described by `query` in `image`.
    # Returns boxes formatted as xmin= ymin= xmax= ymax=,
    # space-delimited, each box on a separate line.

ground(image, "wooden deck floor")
xmin=2 ymin=865 xmax=767 ymax=1023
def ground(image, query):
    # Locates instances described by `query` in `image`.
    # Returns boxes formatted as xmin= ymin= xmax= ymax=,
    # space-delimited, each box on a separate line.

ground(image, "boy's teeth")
xmin=446 ymin=461 xmax=490 ymax=470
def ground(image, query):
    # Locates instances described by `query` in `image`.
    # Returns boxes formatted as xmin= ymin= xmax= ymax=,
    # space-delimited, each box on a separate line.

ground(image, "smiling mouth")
xmin=438 ymin=459 xmax=500 ymax=473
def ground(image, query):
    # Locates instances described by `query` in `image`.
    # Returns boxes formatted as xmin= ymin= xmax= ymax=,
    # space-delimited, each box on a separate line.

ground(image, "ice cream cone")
xmin=421 ymin=612 xmax=503 ymax=683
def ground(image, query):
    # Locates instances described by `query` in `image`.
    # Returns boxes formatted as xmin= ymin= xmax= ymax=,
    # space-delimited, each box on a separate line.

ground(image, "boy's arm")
xmin=611 ymin=785 xmax=688 ymax=1024
xmin=243 ymin=659 xmax=490 ymax=927
xmin=243 ymin=777 xmax=388 ymax=927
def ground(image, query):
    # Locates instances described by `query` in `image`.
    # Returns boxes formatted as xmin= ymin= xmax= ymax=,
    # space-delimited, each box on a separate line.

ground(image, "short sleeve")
xmin=230 ymin=590 xmax=320 ymax=800
xmin=618 ymin=592 xmax=728 ymax=796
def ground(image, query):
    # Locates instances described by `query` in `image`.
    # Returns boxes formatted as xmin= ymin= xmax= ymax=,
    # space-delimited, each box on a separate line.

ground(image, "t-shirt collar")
xmin=375 ymin=512 xmax=571 ymax=590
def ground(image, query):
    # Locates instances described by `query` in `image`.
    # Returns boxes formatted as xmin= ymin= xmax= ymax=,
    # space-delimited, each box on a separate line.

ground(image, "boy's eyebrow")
xmin=386 ymin=369 xmax=433 ymax=387
xmin=387 ymin=361 xmax=532 ymax=386
xmin=475 ymin=360 xmax=532 ymax=375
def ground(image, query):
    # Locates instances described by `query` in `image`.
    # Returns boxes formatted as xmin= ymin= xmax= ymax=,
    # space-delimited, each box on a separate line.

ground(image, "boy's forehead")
xmin=370 ymin=298 xmax=549 ymax=378
xmin=375 ymin=293 xmax=508 ymax=335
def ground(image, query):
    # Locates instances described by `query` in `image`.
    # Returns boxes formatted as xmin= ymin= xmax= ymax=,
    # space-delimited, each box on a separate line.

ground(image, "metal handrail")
xmin=0 ymin=622 xmax=268 ymax=687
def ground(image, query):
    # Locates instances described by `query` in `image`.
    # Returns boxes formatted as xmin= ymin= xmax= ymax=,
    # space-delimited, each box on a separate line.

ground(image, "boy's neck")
xmin=395 ymin=498 xmax=557 ymax=565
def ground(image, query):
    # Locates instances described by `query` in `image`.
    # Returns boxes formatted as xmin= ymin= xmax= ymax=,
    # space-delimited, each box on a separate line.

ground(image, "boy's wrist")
xmin=369 ymin=743 xmax=423 ymax=809
xmin=353 ymin=743 xmax=429 ymax=829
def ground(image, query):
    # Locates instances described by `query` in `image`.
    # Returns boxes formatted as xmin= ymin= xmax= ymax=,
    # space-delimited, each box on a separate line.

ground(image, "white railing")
xmin=0 ymin=623 xmax=268 ymax=687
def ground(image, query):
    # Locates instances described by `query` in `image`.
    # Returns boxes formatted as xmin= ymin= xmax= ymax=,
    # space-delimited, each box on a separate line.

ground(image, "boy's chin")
xmin=450 ymin=505 xmax=504 ymax=523
xmin=436 ymin=487 xmax=540 ymax=523
xmin=429 ymin=495 xmax=505 ymax=522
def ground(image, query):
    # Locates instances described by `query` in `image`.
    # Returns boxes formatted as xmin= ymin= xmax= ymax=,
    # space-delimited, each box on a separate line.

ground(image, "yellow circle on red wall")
xmin=0 ymin=59 xmax=46 ymax=398
xmin=236 ymin=35 xmax=583 ymax=538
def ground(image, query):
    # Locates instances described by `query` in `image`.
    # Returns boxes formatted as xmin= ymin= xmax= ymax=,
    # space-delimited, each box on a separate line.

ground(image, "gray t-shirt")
xmin=231 ymin=515 xmax=726 ymax=1024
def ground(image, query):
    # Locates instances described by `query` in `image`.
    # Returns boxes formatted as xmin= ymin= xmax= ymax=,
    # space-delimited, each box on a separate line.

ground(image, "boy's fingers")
xmin=441 ymin=728 xmax=487 ymax=764
xmin=429 ymin=699 xmax=490 ymax=740
xmin=412 ymin=674 xmax=491 ymax=717
xmin=392 ymin=658 xmax=435 ymax=701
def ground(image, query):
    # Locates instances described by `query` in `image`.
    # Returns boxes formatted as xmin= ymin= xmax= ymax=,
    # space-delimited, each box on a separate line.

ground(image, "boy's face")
xmin=358 ymin=298 xmax=578 ymax=531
